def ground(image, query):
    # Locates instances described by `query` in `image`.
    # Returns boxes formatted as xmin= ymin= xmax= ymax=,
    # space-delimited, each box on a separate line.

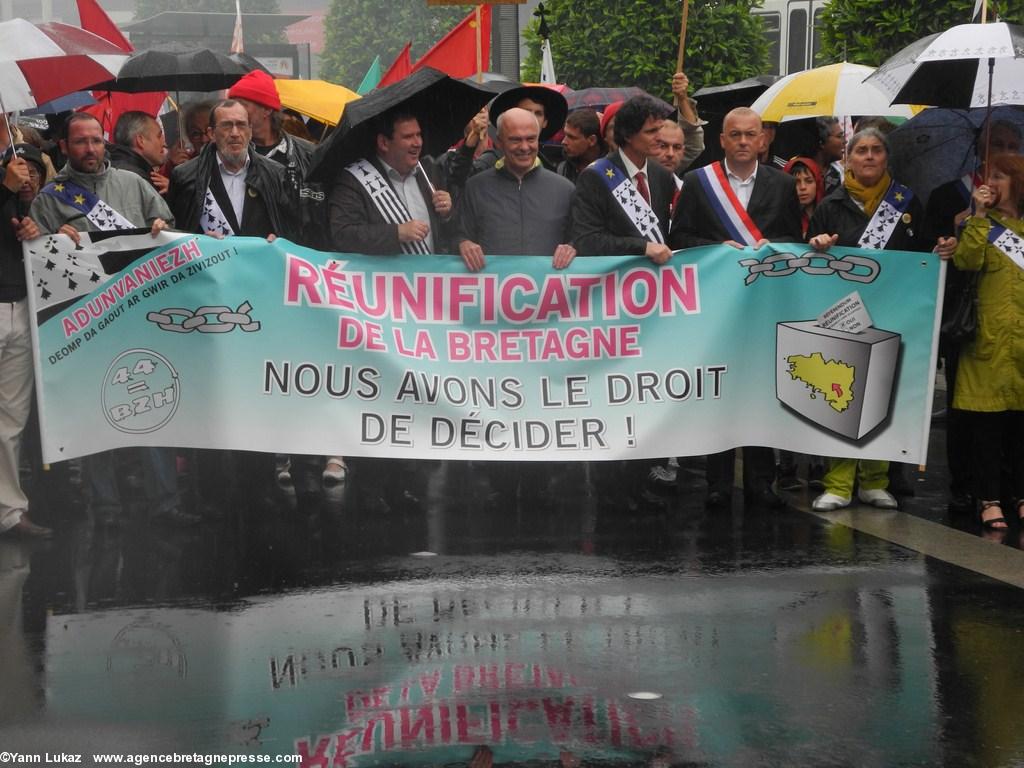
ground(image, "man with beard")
xmin=328 ymin=110 xmax=452 ymax=255
xmin=558 ymin=109 xmax=603 ymax=184
xmin=30 ymin=113 xmax=171 ymax=237
xmin=168 ymin=99 xmax=292 ymax=239
xmin=30 ymin=113 xmax=181 ymax=528
xmin=0 ymin=144 xmax=49 ymax=537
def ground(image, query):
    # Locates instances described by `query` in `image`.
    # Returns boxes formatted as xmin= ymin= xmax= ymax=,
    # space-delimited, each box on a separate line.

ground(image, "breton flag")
xmin=540 ymin=38 xmax=556 ymax=84
xmin=231 ymin=0 xmax=244 ymax=54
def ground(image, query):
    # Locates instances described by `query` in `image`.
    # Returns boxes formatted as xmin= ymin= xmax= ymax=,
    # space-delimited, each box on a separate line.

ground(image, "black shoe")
xmin=705 ymin=490 xmax=731 ymax=509
xmin=747 ymin=485 xmax=785 ymax=510
xmin=948 ymin=491 xmax=973 ymax=515
xmin=5 ymin=516 xmax=53 ymax=538
xmin=776 ymin=468 xmax=802 ymax=492
xmin=154 ymin=508 xmax=202 ymax=527
xmin=808 ymin=465 xmax=825 ymax=491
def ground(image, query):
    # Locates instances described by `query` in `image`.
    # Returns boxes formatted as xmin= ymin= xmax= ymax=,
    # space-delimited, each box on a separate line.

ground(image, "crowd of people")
xmin=0 ymin=66 xmax=1020 ymax=537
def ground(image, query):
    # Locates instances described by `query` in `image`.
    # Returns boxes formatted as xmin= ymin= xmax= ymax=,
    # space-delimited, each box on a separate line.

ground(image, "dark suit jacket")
xmin=571 ymin=151 xmax=675 ymax=256
xmin=327 ymin=155 xmax=449 ymax=255
xmin=669 ymin=162 xmax=803 ymax=248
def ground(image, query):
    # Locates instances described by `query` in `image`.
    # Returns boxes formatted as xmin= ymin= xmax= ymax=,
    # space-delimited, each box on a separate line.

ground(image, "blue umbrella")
xmin=23 ymin=90 xmax=97 ymax=114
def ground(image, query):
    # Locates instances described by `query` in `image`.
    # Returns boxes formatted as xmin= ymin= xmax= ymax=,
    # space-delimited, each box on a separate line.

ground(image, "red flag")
xmin=80 ymin=91 xmax=166 ymax=140
xmin=75 ymin=0 xmax=133 ymax=52
xmin=378 ymin=42 xmax=412 ymax=88
xmin=413 ymin=5 xmax=491 ymax=79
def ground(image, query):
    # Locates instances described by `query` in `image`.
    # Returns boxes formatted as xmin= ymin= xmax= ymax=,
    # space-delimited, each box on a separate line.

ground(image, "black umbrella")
xmin=693 ymin=75 xmax=778 ymax=116
xmin=888 ymin=106 xmax=1024 ymax=207
xmin=91 ymin=48 xmax=248 ymax=93
xmin=229 ymin=51 xmax=272 ymax=76
xmin=306 ymin=67 xmax=494 ymax=184
xmin=563 ymin=86 xmax=673 ymax=115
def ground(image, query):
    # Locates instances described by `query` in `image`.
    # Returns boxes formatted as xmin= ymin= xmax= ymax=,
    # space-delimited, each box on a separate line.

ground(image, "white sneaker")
xmin=812 ymin=492 xmax=851 ymax=511
xmin=857 ymin=487 xmax=898 ymax=509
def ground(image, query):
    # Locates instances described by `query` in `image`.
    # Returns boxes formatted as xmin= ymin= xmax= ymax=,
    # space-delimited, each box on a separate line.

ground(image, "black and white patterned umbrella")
xmin=866 ymin=22 xmax=1024 ymax=108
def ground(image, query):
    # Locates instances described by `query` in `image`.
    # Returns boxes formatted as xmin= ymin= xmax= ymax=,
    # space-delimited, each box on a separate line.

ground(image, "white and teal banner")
xmin=24 ymin=233 xmax=944 ymax=465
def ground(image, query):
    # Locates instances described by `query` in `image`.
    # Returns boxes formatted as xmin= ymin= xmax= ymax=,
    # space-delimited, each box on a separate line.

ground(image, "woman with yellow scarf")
xmin=804 ymin=127 xmax=957 ymax=512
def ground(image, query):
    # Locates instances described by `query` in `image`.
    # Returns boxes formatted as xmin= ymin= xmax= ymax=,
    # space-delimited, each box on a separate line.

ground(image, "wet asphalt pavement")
xmin=2 ymin=403 xmax=1024 ymax=768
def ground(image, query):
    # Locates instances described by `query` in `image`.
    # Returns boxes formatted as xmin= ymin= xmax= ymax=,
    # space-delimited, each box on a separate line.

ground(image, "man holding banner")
xmin=30 ymin=112 xmax=184 ymax=528
xmin=168 ymin=99 xmax=293 ymax=241
xmin=670 ymin=107 xmax=803 ymax=510
xmin=328 ymin=111 xmax=453 ymax=255
xmin=30 ymin=113 xmax=172 ymax=240
xmin=570 ymin=95 xmax=675 ymax=264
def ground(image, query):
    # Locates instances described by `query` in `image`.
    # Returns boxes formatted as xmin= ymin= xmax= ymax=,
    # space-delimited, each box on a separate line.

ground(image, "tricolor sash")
xmin=987 ymin=220 xmax=1024 ymax=273
xmin=857 ymin=181 xmax=915 ymax=250
xmin=693 ymin=162 xmax=763 ymax=246
xmin=592 ymin=158 xmax=665 ymax=244
xmin=200 ymin=187 xmax=234 ymax=237
xmin=40 ymin=179 xmax=134 ymax=231
xmin=345 ymin=159 xmax=429 ymax=255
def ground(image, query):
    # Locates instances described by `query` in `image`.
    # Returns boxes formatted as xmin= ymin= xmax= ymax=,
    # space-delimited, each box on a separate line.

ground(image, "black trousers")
xmin=966 ymin=410 xmax=1024 ymax=502
xmin=705 ymin=447 xmax=776 ymax=496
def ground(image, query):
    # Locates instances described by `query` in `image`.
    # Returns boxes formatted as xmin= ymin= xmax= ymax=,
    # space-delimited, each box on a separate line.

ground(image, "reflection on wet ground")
xmin=2 ymin=417 xmax=1024 ymax=766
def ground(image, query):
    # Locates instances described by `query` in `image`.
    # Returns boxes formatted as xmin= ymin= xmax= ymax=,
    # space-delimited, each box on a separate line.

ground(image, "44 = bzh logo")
xmin=102 ymin=349 xmax=180 ymax=434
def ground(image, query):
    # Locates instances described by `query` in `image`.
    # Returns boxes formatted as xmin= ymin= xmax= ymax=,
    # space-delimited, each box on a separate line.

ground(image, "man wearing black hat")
xmin=0 ymin=144 xmax=50 ymax=537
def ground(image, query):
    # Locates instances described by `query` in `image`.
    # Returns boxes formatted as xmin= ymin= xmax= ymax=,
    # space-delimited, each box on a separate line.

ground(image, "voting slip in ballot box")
xmin=776 ymin=321 xmax=901 ymax=440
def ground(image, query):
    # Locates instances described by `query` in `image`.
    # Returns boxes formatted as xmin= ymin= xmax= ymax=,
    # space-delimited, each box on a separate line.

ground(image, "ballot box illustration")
xmin=776 ymin=321 xmax=901 ymax=440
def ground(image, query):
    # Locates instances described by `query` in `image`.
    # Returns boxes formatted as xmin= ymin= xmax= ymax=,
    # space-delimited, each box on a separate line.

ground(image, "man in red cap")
xmin=228 ymin=70 xmax=326 ymax=249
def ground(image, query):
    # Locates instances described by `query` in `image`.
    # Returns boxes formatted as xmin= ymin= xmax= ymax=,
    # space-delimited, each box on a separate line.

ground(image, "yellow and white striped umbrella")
xmin=750 ymin=62 xmax=922 ymax=122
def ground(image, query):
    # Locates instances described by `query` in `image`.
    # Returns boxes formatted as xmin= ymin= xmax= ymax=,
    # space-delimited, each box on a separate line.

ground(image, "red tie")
xmin=635 ymin=171 xmax=651 ymax=205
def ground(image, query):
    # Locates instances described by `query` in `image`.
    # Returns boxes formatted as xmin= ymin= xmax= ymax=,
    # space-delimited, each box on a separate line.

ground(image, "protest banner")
xmin=24 ymin=232 xmax=943 ymax=465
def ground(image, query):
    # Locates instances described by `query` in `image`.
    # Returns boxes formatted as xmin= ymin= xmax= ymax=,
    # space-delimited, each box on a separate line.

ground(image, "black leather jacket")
xmin=167 ymin=142 xmax=294 ymax=239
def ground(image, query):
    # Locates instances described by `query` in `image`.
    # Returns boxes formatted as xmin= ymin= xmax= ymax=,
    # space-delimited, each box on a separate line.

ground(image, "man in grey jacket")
xmin=454 ymin=108 xmax=576 ymax=272
xmin=30 ymin=112 xmax=185 ymax=528
xmin=31 ymin=113 xmax=171 ymax=239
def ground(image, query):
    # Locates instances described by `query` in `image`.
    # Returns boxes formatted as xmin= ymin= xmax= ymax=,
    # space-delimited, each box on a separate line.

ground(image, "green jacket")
xmin=951 ymin=213 xmax=1024 ymax=411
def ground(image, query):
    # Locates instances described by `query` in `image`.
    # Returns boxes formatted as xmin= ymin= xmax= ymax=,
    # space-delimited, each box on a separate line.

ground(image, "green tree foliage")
xmin=819 ymin=0 xmax=1024 ymax=67
xmin=521 ymin=0 xmax=768 ymax=99
xmin=319 ymin=0 xmax=465 ymax=88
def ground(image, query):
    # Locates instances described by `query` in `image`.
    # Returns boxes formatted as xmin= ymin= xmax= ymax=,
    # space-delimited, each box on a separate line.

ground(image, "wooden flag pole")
xmin=676 ymin=0 xmax=690 ymax=74
xmin=982 ymin=0 xmax=988 ymax=23
xmin=475 ymin=4 xmax=483 ymax=82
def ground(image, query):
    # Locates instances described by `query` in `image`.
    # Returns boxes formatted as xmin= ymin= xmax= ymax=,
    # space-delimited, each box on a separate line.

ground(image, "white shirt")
xmin=381 ymin=160 xmax=434 ymax=252
xmin=723 ymin=158 xmax=758 ymax=209
xmin=216 ymin=152 xmax=250 ymax=227
xmin=619 ymin=149 xmax=650 ymax=198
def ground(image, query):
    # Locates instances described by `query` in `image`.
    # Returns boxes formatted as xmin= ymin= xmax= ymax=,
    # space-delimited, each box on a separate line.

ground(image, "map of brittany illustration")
xmin=786 ymin=352 xmax=855 ymax=413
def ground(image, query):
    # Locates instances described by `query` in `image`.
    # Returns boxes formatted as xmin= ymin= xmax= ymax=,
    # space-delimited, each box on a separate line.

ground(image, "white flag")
xmin=231 ymin=0 xmax=244 ymax=54
xmin=540 ymin=38 xmax=556 ymax=84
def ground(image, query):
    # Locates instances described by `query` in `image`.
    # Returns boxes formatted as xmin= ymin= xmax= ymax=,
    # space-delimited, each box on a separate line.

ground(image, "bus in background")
xmin=754 ymin=0 xmax=831 ymax=76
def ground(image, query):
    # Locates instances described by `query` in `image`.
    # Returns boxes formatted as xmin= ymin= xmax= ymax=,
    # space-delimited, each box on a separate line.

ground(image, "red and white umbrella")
xmin=0 ymin=18 xmax=130 ymax=113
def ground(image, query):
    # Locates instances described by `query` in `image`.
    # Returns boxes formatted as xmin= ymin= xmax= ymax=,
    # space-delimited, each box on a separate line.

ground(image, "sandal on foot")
xmin=980 ymin=500 xmax=1008 ymax=530
xmin=322 ymin=457 xmax=348 ymax=486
